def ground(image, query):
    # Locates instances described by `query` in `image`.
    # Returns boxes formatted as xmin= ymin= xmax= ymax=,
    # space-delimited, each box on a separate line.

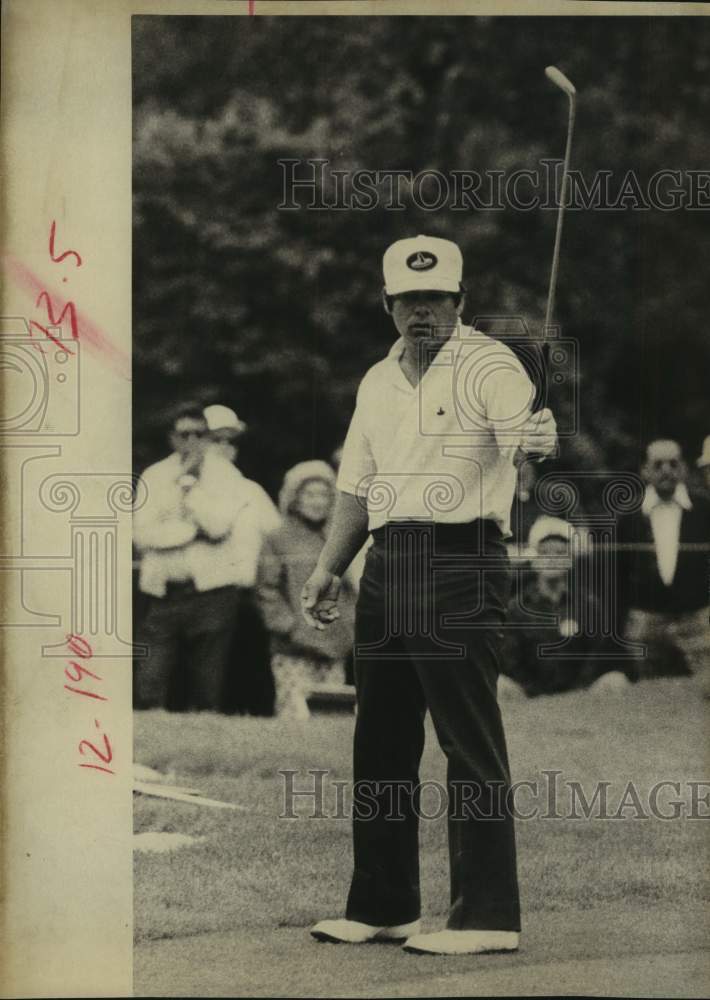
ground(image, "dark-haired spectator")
xmin=696 ymin=436 xmax=710 ymax=497
xmin=257 ymin=460 xmax=356 ymax=718
xmin=133 ymin=401 xmax=279 ymax=711
xmin=617 ymin=439 xmax=710 ymax=690
xmin=501 ymin=516 xmax=633 ymax=696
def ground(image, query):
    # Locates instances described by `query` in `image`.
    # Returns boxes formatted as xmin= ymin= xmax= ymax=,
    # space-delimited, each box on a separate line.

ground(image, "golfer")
xmin=301 ymin=235 xmax=557 ymax=955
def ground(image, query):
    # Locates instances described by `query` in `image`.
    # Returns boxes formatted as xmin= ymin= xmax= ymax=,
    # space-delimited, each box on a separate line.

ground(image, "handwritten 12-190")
xmin=64 ymin=633 xmax=115 ymax=776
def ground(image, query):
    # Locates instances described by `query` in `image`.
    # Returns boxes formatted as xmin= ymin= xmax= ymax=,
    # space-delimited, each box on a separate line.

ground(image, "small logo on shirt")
xmin=407 ymin=251 xmax=437 ymax=271
xmin=436 ymin=406 xmax=445 ymax=415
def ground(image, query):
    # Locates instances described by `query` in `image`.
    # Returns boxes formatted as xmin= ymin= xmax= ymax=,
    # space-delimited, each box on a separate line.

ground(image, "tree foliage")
xmin=133 ymin=15 xmax=710 ymax=499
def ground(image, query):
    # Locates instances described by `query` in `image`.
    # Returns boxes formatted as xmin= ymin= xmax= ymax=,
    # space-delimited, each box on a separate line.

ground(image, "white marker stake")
xmin=133 ymin=780 xmax=249 ymax=811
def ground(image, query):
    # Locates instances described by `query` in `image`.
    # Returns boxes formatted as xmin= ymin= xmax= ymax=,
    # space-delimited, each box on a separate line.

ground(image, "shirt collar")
xmin=386 ymin=321 xmax=471 ymax=362
xmin=642 ymin=481 xmax=693 ymax=515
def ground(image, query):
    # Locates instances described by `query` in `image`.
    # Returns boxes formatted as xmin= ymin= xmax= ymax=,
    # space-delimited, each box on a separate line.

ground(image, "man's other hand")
xmin=301 ymin=568 xmax=341 ymax=630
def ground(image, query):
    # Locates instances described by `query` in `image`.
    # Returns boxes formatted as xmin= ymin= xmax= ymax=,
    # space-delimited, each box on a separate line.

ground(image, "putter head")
xmin=545 ymin=65 xmax=576 ymax=97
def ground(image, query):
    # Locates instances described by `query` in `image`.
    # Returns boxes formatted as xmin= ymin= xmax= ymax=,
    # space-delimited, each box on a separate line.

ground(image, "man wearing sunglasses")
xmin=617 ymin=438 xmax=710 ymax=689
xmin=134 ymin=401 xmax=273 ymax=711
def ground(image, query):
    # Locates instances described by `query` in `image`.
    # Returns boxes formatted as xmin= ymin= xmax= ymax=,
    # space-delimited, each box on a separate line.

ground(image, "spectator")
xmin=501 ymin=516 xmax=633 ymax=696
xmin=133 ymin=401 xmax=278 ymax=711
xmin=205 ymin=403 xmax=247 ymax=462
xmin=617 ymin=439 xmax=710 ymax=688
xmin=696 ymin=435 xmax=710 ymax=497
xmin=203 ymin=404 xmax=282 ymax=715
xmin=257 ymin=460 xmax=356 ymax=719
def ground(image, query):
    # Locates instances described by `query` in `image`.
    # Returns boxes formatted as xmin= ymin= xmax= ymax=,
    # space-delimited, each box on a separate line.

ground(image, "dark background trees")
xmin=133 ymin=15 xmax=710 ymax=500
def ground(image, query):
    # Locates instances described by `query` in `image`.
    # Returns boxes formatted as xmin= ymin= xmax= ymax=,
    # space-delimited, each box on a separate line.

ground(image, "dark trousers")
xmin=134 ymin=584 xmax=240 ymax=711
xmin=345 ymin=520 xmax=520 ymax=932
xmin=222 ymin=590 xmax=275 ymax=716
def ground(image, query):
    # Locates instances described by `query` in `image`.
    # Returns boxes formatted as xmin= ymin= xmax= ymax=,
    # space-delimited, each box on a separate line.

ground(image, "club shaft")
xmin=545 ymin=95 xmax=576 ymax=332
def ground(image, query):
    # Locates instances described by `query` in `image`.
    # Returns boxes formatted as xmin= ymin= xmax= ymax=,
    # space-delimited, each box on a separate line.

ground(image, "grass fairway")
xmin=134 ymin=679 xmax=709 ymax=996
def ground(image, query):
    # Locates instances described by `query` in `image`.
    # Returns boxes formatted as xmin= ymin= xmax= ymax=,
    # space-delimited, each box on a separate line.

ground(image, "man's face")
xmin=210 ymin=428 xmax=239 ymax=465
xmin=170 ymin=416 xmax=208 ymax=463
xmin=642 ymin=442 xmax=685 ymax=500
xmin=387 ymin=290 xmax=463 ymax=349
xmin=534 ymin=536 xmax=570 ymax=587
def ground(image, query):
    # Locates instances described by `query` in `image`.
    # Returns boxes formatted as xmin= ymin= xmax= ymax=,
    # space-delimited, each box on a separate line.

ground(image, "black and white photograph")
xmin=14 ymin=6 xmax=710 ymax=997
xmin=130 ymin=11 xmax=710 ymax=998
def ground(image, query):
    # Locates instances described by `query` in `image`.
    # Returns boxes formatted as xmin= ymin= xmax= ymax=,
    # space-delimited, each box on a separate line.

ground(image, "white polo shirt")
xmin=336 ymin=324 xmax=535 ymax=535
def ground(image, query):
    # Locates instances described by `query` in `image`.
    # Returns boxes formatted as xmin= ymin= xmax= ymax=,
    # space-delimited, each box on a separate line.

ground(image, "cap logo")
xmin=406 ymin=250 xmax=437 ymax=271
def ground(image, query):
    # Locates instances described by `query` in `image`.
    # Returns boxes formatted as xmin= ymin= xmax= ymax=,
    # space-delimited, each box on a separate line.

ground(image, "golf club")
xmin=544 ymin=65 xmax=577 ymax=333
xmin=522 ymin=64 xmax=577 ymax=426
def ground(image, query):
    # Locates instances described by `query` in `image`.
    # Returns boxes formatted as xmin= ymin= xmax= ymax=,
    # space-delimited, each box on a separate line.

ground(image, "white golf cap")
xmin=528 ymin=516 xmax=574 ymax=552
xmin=383 ymin=235 xmax=463 ymax=296
xmin=696 ymin=435 xmax=710 ymax=468
xmin=203 ymin=404 xmax=246 ymax=434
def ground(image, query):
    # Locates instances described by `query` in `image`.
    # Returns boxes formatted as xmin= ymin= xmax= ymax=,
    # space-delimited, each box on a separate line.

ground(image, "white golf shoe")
xmin=403 ymin=929 xmax=520 ymax=955
xmin=310 ymin=918 xmax=421 ymax=944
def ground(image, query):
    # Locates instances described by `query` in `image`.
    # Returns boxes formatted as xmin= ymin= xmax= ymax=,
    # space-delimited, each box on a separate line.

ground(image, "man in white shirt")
xmin=204 ymin=403 xmax=282 ymax=714
xmin=618 ymin=439 xmax=710 ymax=687
xmin=133 ymin=401 xmax=279 ymax=711
xmin=301 ymin=235 xmax=557 ymax=955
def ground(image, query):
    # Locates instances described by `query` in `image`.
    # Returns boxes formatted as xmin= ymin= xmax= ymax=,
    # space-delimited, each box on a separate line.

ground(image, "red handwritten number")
xmin=29 ymin=319 xmax=73 ymax=355
xmin=79 ymin=728 xmax=114 ymax=774
xmin=64 ymin=660 xmax=101 ymax=683
xmin=66 ymin=634 xmax=93 ymax=659
xmin=79 ymin=732 xmax=112 ymax=763
xmin=64 ymin=641 xmax=105 ymax=698
xmin=65 ymin=641 xmax=114 ymax=773
xmin=35 ymin=291 xmax=79 ymax=341
xmin=28 ymin=222 xmax=83 ymax=352
xmin=65 ymin=685 xmax=108 ymax=701
xmin=49 ymin=221 xmax=82 ymax=267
